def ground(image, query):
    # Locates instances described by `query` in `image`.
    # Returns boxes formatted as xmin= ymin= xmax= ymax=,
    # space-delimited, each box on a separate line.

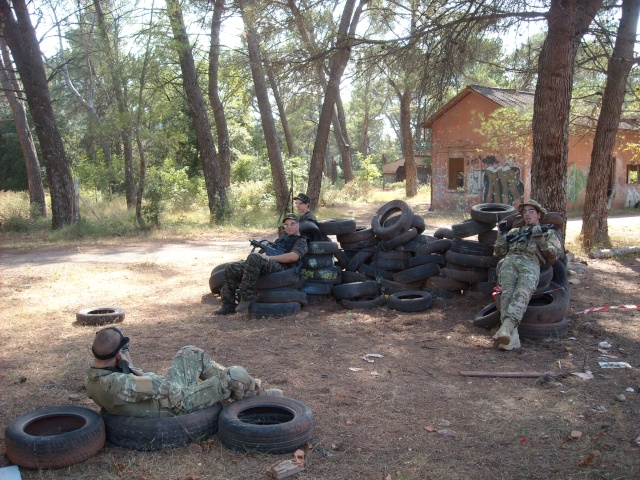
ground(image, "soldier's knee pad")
xmin=225 ymin=366 xmax=254 ymax=393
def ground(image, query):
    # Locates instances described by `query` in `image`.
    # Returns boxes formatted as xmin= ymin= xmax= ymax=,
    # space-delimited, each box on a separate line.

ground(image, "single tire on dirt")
xmin=5 ymin=406 xmax=105 ymax=469
xmin=317 ymin=218 xmax=357 ymax=236
xmin=101 ymin=404 xmax=221 ymax=451
xmin=387 ymin=291 xmax=433 ymax=312
xmin=473 ymin=302 xmax=501 ymax=328
xmin=256 ymin=289 xmax=308 ymax=306
xmin=518 ymin=317 xmax=568 ymax=340
xmin=371 ymin=200 xmax=414 ymax=240
xmin=218 ymin=396 xmax=314 ymax=454
xmin=470 ymin=203 xmax=516 ymax=223
xmin=76 ymin=306 xmax=125 ymax=326
xmin=340 ymin=295 xmax=387 ymax=310
xmin=332 ymin=280 xmax=380 ymax=300
xmin=248 ymin=301 xmax=302 ymax=318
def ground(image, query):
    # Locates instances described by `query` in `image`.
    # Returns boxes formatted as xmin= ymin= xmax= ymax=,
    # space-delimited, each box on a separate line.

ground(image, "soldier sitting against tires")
xmin=86 ymin=326 xmax=281 ymax=418
xmin=216 ymin=213 xmax=308 ymax=315
xmin=492 ymin=199 xmax=563 ymax=351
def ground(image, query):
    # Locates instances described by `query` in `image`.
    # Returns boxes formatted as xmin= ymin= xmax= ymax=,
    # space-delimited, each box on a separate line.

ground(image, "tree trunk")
xmin=334 ymin=94 xmax=354 ymax=182
xmin=580 ymin=0 xmax=639 ymax=250
xmin=530 ymin=0 xmax=602 ymax=217
xmin=93 ymin=0 xmax=135 ymax=208
xmin=166 ymin=0 xmax=227 ymax=220
xmin=308 ymin=0 xmax=366 ymax=210
xmin=264 ymin=58 xmax=296 ymax=156
xmin=400 ymin=90 xmax=417 ymax=197
xmin=208 ymin=0 xmax=231 ymax=187
xmin=238 ymin=0 xmax=289 ymax=212
xmin=0 ymin=38 xmax=46 ymax=217
xmin=0 ymin=0 xmax=75 ymax=228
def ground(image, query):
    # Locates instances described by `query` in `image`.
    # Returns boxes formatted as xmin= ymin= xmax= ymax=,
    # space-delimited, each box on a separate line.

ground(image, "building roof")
xmin=421 ymin=84 xmax=534 ymax=128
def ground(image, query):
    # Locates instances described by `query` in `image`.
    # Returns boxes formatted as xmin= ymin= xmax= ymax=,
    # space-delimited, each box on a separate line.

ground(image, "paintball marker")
xmin=250 ymin=239 xmax=287 ymax=257
xmin=506 ymin=224 xmax=555 ymax=244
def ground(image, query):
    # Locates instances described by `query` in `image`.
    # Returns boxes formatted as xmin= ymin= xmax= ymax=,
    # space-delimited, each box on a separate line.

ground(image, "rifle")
xmin=505 ymin=224 xmax=556 ymax=244
xmin=250 ymin=239 xmax=287 ymax=256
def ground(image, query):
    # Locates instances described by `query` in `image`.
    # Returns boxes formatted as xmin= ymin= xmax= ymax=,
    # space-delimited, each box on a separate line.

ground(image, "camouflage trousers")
xmin=497 ymin=253 xmax=540 ymax=326
xmin=164 ymin=346 xmax=230 ymax=414
xmin=221 ymin=253 xmax=286 ymax=306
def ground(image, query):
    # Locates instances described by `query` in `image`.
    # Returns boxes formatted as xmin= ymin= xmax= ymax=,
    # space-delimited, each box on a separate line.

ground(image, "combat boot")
xmin=215 ymin=303 xmax=236 ymax=315
xmin=235 ymin=297 xmax=254 ymax=313
xmin=493 ymin=317 xmax=519 ymax=346
xmin=498 ymin=327 xmax=521 ymax=351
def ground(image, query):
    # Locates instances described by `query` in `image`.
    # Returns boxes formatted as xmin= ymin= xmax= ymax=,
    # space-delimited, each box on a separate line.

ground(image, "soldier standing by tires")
xmin=293 ymin=193 xmax=317 ymax=224
xmin=492 ymin=200 xmax=562 ymax=351
xmin=216 ymin=214 xmax=308 ymax=315
xmin=86 ymin=327 xmax=281 ymax=418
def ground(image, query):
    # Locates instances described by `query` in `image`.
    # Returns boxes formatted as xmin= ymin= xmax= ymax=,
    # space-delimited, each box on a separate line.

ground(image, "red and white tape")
xmin=575 ymin=305 xmax=640 ymax=315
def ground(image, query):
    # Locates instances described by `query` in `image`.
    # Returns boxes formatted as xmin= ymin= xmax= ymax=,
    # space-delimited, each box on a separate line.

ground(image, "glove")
xmin=498 ymin=220 xmax=508 ymax=234
xmin=531 ymin=225 xmax=543 ymax=237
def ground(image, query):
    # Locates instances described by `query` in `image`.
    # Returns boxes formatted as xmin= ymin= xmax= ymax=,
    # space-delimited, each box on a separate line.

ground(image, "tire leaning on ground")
xmin=387 ymin=291 xmax=433 ymax=312
xmin=218 ymin=396 xmax=314 ymax=454
xmin=76 ymin=306 xmax=125 ymax=326
xmin=473 ymin=302 xmax=501 ymax=328
xmin=101 ymin=404 xmax=221 ymax=451
xmin=5 ymin=406 xmax=105 ymax=469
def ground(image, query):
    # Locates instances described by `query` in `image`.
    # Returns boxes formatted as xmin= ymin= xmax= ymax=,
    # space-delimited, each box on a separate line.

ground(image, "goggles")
xmin=92 ymin=327 xmax=130 ymax=360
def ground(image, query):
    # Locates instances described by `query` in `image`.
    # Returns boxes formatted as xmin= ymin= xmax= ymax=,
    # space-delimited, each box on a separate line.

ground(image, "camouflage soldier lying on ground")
xmin=216 ymin=213 xmax=308 ymax=315
xmin=492 ymin=199 xmax=563 ymax=351
xmin=86 ymin=327 xmax=281 ymax=418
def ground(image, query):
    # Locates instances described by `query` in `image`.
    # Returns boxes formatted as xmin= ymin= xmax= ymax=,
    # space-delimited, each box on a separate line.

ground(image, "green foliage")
xmin=320 ymin=179 xmax=373 ymax=207
xmin=227 ymin=180 xmax=275 ymax=210
xmin=354 ymin=153 xmax=382 ymax=184
xmin=474 ymin=106 xmax=533 ymax=156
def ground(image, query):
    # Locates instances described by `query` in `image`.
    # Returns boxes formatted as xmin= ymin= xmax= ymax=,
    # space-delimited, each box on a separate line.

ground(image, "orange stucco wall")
xmin=428 ymin=90 xmax=640 ymax=212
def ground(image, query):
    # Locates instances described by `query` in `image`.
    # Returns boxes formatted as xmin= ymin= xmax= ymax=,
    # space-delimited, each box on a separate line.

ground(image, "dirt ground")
xmin=1 ymin=203 xmax=639 ymax=480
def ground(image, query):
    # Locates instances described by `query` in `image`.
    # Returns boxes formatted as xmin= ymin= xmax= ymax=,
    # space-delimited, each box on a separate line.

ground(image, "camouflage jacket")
xmin=298 ymin=211 xmax=318 ymax=224
xmin=494 ymin=225 xmax=563 ymax=266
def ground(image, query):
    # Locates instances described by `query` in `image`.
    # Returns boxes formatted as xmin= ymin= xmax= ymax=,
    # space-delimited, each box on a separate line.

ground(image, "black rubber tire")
xmin=333 ymin=249 xmax=349 ymax=269
xmin=416 ymin=239 xmax=452 ymax=255
xmin=75 ymin=306 xmax=125 ymax=326
xmin=451 ymin=219 xmax=495 ymax=238
xmin=255 ymin=268 xmax=300 ymax=290
xmin=302 ymin=281 xmax=333 ymax=295
xmin=412 ymin=214 xmax=426 ymax=234
xmin=520 ymin=284 xmax=569 ymax=324
xmin=445 ymin=250 xmax=498 ymax=268
xmin=473 ymin=302 xmax=501 ymax=328
xmin=468 ymin=281 xmax=496 ymax=296
xmin=337 ymin=226 xmax=375 ymax=244
xmin=5 ymin=406 xmax=105 ymax=469
xmin=101 ymin=404 xmax=221 ymax=451
xmin=209 ymin=269 xmax=225 ymax=294
xmin=299 ymin=221 xmax=323 ymax=242
xmin=379 ymin=227 xmax=418 ymax=251
xmin=317 ymin=218 xmax=357 ymax=236
xmin=218 ymin=396 xmax=314 ymax=454
xmin=552 ymin=260 xmax=568 ymax=288
xmin=378 ymin=278 xmax=421 ymax=294
xmin=424 ymin=275 xmax=469 ymax=291
xmin=340 ymin=295 xmax=387 ymax=310
xmin=373 ymin=250 xmax=411 ymax=260
xmin=477 ymin=229 xmax=498 ymax=245
xmin=300 ymin=266 xmax=342 ymax=284
xmin=433 ymin=227 xmax=454 ymax=239
xmin=340 ymin=270 xmax=368 ymax=283
xmin=450 ymin=238 xmax=494 ymax=256
xmin=302 ymin=254 xmax=335 ymax=269
xmin=256 ymin=289 xmax=308 ymax=306
xmin=332 ymin=280 xmax=380 ymax=300
xmin=408 ymin=254 xmax=446 ymax=267
xmin=346 ymin=250 xmax=375 ymax=272
xmin=248 ymin=301 xmax=302 ymax=318
xmin=357 ymin=263 xmax=394 ymax=280
xmin=392 ymin=263 xmax=440 ymax=284
xmin=414 ymin=234 xmax=435 ymax=244
xmin=538 ymin=265 xmax=554 ymax=288
xmin=441 ymin=266 xmax=488 ymax=283
xmin=387 ymin=291 xmax=433 ymax=312
xmin=308 ymin=241 xmax=340 ymax=254
xmin=518 ymin=317 xmax=568 ymax=340
xmin=369 ymin=258 xmax=408 ymax=272
xmin=371 ymin=200 xmax=414 ymax=240
xmin=340 ymin=236 xmax=380 ymax=250
xmin=470 ymin=203 xmax=516 ymax=223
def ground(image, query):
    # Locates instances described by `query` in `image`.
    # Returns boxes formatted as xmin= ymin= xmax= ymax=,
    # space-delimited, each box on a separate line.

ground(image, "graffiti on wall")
xmin=566 ymin=163 xmax=587 ymax=203
xmin=467 ymin=154 xmax=524 ymax=205
xmin=625 ymin=188 xmax=640 ymax=208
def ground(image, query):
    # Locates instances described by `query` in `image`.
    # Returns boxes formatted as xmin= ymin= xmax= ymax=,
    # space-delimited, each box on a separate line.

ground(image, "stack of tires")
xmin=472 ymin=208 xmax=570 ymax=340
xmin=300 ymin=240 xmax=345 ymax=304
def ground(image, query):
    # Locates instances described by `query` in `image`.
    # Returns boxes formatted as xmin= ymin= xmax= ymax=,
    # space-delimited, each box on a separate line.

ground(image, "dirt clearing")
xmin=1 ymin=206 xmax=639 ymax=480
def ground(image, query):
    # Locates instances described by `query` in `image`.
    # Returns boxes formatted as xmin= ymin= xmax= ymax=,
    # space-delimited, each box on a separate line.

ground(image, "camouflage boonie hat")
xmin=518 ymin=199 xmax=547 ymax=216
xmin=283 ymin=213 xmax=299 ymax=222
xmin=294 ymin=193 xmax=310 ymax=204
